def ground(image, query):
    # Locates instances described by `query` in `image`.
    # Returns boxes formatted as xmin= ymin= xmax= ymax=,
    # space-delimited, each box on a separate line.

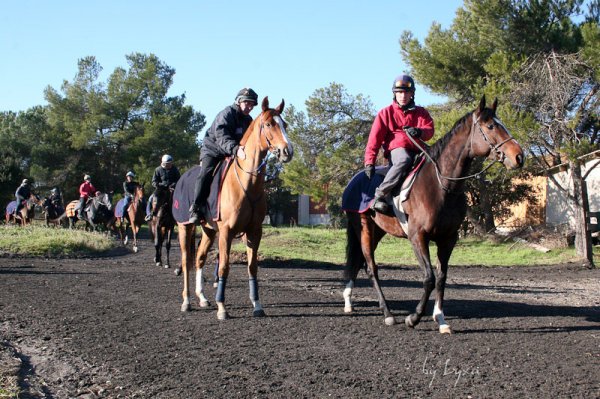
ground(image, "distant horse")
xmin=41 ymin=197 xmax=68 ymax=227
xmin=5 ymin=194 xmax=40 ymax=226
xmin=65 ymin=193 xmax=115 ymax=231
xmin=176 ymin=97 xmax=293 ymax=319
xmin=343 ymin=96 xmax=524 ymax=333
xmin=150 ymin=186 xmax=175 ymax=268
xmin=115 ymin=185 xmax=146 ymax=252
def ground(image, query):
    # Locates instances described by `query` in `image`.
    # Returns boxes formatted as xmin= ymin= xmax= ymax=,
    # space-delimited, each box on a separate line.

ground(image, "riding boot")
xmin=370 ymin=195 xmax=390 ymax=213
xmin=188 ymin=204 xmax=204 ymax=225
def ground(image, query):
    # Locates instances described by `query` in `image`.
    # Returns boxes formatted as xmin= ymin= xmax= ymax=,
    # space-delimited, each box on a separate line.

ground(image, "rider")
xmin=364 ymin=75 xmax=435 ymax=213
xmin=14 ymin=179 xmax=32 ymax=216
xmin=188 ymin=87 xmax=258 ymax=224
xmin=121 ymin=171 xmax=138 ymax=217
xmin=146 ymin=154 xmax=181 ymax=221
xmin=77 ymin=174 xmax=97 ymax=220
xmin=49 ymin=187 xmax=63 ymax=212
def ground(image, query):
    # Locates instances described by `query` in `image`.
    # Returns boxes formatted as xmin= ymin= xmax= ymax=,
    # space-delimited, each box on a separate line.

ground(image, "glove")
xmin=365 ymin=164 xmax=375 ymax=180
xmin=236 ymin=145 xmax=246 ymax=160
xmin=404 ymin=126 xmax=422 ymax=138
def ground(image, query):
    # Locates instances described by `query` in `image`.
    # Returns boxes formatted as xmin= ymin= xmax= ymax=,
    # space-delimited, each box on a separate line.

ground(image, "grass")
xmin=0 ymin=224 xmax=116 ymax=257
xmin=233 ymin=226 xmax=585 ymax=267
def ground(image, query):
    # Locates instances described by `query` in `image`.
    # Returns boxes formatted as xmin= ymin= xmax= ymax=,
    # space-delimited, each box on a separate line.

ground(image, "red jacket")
xmin=364 ymin=102 xmax=434 ymax=165
xmin=79 ymin=181 xmax=96 ymax=199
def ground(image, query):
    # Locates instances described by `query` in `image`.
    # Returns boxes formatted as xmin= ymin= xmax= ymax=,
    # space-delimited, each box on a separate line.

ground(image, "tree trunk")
xmin=570 ymin=161 xmax=594 ymax=268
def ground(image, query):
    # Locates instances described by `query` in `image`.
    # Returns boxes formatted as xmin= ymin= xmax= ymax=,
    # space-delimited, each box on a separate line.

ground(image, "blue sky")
xmin=1 ymin=1 xmax=463 ymax=137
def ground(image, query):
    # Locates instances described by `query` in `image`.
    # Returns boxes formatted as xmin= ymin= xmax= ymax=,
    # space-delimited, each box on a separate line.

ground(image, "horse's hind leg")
xmin=178 ymin=223 xmax=194 ymax=311
xmin=246 ymin=228 xmax=265 ymax=317
xmin=164 ymin=227 xmax=173 ymax=268
xmin=344 ymin=214 xmax=364 ymax=313
xmin=194 ymin=226 xmax=216 ymax=308
xmin=154 ymin=227 xmax=163 ymax=267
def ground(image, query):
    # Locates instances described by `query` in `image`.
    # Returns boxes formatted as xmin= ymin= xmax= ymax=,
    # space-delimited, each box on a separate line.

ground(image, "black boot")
xmin=188 ymin=204 xmax=204 ymax=225
xmin=370 ymin=197 xmax=389 ymax=213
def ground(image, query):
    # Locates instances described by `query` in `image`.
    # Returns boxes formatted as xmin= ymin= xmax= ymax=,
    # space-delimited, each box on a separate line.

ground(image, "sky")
xmin=1 ymin=1 xmax=464 ymax=138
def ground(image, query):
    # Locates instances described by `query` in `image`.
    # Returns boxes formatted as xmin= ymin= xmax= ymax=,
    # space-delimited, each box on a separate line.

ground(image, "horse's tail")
xmin=345 ymin=213 xmax=365 ymax=282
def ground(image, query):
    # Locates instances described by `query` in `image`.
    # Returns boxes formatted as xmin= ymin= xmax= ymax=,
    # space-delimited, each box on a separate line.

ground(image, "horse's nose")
xmin=516 ymin=153 xmax=524 ymax=168
xmin=282 ymin=146 xmax=293 ymax=162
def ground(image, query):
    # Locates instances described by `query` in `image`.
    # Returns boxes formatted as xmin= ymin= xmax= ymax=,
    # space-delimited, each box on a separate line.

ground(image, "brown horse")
xmin=177 ymin=96 xmax=293 ymax=319
xmin=6 ymin=194 xmax=40 ymax=226
xmin=115 ymin=185 xmax=146 ymax=252
xmin=344 ymin=96 xmax=524 ymax=333
xmin=150 ymin=186 xmax=175 ymax=268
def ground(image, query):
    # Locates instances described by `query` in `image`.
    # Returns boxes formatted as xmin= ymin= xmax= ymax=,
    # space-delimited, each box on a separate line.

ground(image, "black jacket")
xmin=201 ymin=104 xmax=253 ymax=159
xmin=15 ymin=184 xmax=31 ymax=199
xmin=123 ymin=181 xmax=138 ymax=197
xmin=152 ymin=166 xmax=180 ymax=189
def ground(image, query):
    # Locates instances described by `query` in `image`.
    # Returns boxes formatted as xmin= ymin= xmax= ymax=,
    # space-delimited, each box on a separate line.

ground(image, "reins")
xmin=406 ymin=113 xmax=515 ymax=191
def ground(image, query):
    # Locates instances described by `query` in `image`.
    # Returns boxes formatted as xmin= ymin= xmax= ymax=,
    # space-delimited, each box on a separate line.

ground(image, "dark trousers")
xmin=78 ymin=197 xmax=86 ymax=214
xmin=192 ymin=156 xmax=222 ymax=210
xmin=374 ymin=147 xmax=416 ymax=198
xmin=15 ymin=195 xmax=25 ymax=214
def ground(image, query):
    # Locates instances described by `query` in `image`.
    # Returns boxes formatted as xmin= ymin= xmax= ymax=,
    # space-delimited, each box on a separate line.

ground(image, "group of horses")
xmin=4 ymin=96 xmax=524 ymax=334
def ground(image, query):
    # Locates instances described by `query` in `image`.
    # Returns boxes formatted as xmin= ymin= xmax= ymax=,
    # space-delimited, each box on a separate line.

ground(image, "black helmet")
xmin=392 ymin=75 xmax=416 ymax=92
xmin=235 ymin=88 xmax=258 ymax=105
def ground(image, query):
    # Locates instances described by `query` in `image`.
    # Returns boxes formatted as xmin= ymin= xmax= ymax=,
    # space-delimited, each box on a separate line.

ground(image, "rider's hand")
xmin=365 ymin=164 xmax=375 ymax=180
xmin=236 ymin=145 xmax=246 ymax=160
xmin=404 ymin=126 xmax=422 ymax=138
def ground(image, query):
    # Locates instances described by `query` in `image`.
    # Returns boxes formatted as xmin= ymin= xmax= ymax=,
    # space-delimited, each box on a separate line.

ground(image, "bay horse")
xmin=344 ymin=96 xmax=524 ymax=333
xmin=177 ymin=96 xmax=293 ymax=319
xmin=41 ymin=197 xmax=68 ymax=227
xmin=5 ymin=194 xmax=40 ymax=226
xmin=150 ymin=186 xmax=175 ymax=268
xmin=115 ymin=185 xmax=146 ymax=252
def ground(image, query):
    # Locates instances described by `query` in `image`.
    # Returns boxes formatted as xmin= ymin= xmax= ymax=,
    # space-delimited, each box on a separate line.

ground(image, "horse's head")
xmin=257 ymin=96 xmax=293 ymax=163
xmin=95 ymin=192 xmax=113 ymax=211
xmin=471 ymin=95 xmax=524 ymax=170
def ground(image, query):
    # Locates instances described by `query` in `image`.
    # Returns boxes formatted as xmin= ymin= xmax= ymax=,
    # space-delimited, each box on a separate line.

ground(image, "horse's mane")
xmin=426 ymin=108 xmax=495 ymax=161
xmin=239 ymin=108 xmax=271 ymax=147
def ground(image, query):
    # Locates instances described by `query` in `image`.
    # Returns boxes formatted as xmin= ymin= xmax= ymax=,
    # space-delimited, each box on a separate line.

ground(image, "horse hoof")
xmin=155 ymin=262 xmax=161 ymax=267
xmin=213 ymin=282 xmax=218 ymax=288
xmin=181 ymin=303 xmax=191 ymax=312
xmin=133 ymin=246 xmax=138 ymax=253
xmin=124 ymin=237 xmax=128 ymax=245
xmin=405 ymin=315 xmax=416 ymax=329
xmin=164 ymin=264 xmax=170 ymax=269
xmin=344 ymin=306 xmax=353 ymax=313
xmin=174 ymin=268 xmax=181 ymax=276
xmin=217 ymin=311 xmax=229 ymax=320
xmin=199 ymin=300 xmax=210 ymax=308
xmin=384 ymin=316 xmax=396 ymax=326
xmin=253 ymin=309 xmax=266 ymax=317
xmin=439 ymin=325 xmax=453 ymax=334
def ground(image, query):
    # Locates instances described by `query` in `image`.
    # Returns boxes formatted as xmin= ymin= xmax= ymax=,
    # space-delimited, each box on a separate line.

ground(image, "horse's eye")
xmin=265 ymin=122 xmax=272 ymax=128
xmin=487 ymin=123 xmax=495 ymax=130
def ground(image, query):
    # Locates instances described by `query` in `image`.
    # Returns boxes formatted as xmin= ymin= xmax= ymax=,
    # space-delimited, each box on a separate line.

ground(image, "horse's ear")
xmin=261 ymin=96 xmax=269 ymax=112
xmin=491 ymin=97 xmax=498 ymax=114
xmin=478 ymin=95 xmax=486 ymax=114
xmin=275 ymin=99 xmax=285 ymax=114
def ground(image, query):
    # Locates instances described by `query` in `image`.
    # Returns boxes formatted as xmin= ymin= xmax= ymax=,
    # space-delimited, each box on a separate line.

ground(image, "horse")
xmin=150 ymin=186 xmax=175 ymax=268
xmin=41 ymin=197 xmax=68 ymax=227
xmin=115 ymin=185 xmax=146 ymax=252
xmin=343 ymin=96 xmax=524 ymax=333
xmin=176 ymin=96 xmax=293 ymax=319
xmin=5 ymin=194 xmax=40 ymax=226
xmin=65 ymin=193 xmax=115 ymax=231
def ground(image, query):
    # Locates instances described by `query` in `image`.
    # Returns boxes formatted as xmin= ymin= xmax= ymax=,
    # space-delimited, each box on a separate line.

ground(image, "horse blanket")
xmin=5 ymin=201 xmax=17 ymax=216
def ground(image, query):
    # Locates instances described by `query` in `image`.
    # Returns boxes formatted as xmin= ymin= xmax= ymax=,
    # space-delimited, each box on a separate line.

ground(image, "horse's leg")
xmin=194 ymin=227 xmax=216 ymax=308
xmin=246 ymin=227 xmax=265 ymax=317
xmin=432 ymin=234 xmax=457 ymax=334
xmin=154 ymin=226 xmax=163 ymax=267
xmin=344 ymin=214 xmax=364 ymax=313
xmin=178 ymin=224 xmax=194 ymax=311
xmin=164 ymin=226 xmax=173 ymax=268
xmin=357 ymin=215 xmax=395 ymax=325
xmin=405 ymin=232 xmax=436 ymax=329
xmin=215 ymin=228 xmax=234 ymax=320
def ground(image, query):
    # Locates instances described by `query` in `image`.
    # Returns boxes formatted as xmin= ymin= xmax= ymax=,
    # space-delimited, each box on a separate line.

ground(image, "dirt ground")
xmin=1 ymin=233 xmax=599 ymax=399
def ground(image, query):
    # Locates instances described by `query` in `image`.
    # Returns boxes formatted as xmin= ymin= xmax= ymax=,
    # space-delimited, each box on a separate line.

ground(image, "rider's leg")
xmin=371 ymin=148 xmax=415 ymax=213
xmin=189 ymin=156 xmax=220 ymax=224
xmin=77 ymin=197 xmax=86 ymax=219
xmin=14 ymin=195 xmax=25 ymax=215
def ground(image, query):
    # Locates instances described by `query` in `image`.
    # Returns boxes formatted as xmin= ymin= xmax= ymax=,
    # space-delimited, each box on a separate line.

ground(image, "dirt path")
xmin=1 ymin=237 xmax=599 ymax=398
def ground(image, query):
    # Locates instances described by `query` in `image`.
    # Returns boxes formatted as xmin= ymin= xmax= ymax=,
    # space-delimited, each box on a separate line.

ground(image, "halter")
xmin=408 ymin=112 xmax=516 ymax=191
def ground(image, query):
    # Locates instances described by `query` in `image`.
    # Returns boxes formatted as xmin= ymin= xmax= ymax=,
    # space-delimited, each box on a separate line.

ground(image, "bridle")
xmin=408 ymin=112 xmax=516 ymax=191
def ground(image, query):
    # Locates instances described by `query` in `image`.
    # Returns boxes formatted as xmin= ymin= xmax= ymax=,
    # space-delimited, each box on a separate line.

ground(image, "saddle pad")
xmin=5 ymin=201 xmax=17 ymax=215
xmin=65 ymin=201 xmax=79 ymax=218
xmin=114 ymin=199 xmax=125 ymax=218
xmin=341 ymin=167 xmax=385 ymax=213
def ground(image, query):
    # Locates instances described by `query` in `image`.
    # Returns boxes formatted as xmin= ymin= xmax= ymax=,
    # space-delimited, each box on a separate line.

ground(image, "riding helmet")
xmin=235 ymin=88 xmax=258 ymax=105
xmin=126 ymin=171 xmax=135 ymax=178
xmin=22 ymin=178 xmax=29 ymax=185
xmin=161 ymin=154 xmax=173 ymax=164
xmin=84 ymin=174 xmax=91 ymax=181
xmin=392 ymin=75 xmax=416 ymax=92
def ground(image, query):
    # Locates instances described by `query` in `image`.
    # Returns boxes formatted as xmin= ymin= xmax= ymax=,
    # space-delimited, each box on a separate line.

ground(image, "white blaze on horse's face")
xmin=273 ymin=115 xmax=293 ymax=162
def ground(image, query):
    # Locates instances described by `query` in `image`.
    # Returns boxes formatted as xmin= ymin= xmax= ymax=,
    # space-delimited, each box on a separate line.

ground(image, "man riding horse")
xmin=121 ymin=171 xmax=139 ymax=218
xmin=188 ymin=87 xmax=258 ymax=225
xmin=364 ymin=75 xmax=435 ymax=213
xmin=14 ymin=179 xmax=33 ymax=216
xmin=146 ymin=155 xmax=180 ymax=221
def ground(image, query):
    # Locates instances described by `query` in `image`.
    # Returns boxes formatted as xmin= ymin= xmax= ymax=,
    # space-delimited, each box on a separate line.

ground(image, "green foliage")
xmin=280 ymin=83 xmax=375 ymax=220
